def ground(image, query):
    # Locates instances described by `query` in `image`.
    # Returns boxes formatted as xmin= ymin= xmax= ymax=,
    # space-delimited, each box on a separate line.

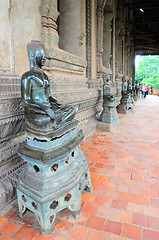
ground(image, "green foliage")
xmin=135 ymin=55 xmax=159 ymax=89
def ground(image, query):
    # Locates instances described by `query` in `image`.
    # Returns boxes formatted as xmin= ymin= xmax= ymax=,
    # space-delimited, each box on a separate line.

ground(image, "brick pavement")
xmin=0 ymin=95 xmax=159 ymax=240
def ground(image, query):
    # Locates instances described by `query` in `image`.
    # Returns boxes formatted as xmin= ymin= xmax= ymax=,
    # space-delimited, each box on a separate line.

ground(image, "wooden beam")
xmin=135 ymin=36 xmax=157 ymax=42
xmin=134 ymin=20 xmax=159 ymax=25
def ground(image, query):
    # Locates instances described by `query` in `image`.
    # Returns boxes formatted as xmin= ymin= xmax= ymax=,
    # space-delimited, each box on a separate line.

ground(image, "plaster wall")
xmin=0 ymin=0 xmax=10 ymax=70
xmin=11 ymin=0 xmax=41 ymax=76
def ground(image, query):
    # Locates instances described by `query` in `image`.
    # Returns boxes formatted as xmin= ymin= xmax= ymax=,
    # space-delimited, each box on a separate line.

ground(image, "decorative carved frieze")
xmin=0 ymin=70 xmax=25 ymax=209
xmin=46 ymin=49 xmax=86 ymax=67
xmin=86 ymin=0 xmax=92 ymax=81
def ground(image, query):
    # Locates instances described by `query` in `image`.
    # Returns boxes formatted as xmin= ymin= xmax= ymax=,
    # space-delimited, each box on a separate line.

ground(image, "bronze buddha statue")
xmin=122 ymin=76 xmax=127 ymax=93
xmin=21 ymin=40 xmax=76 ymax=139
xmin=103 ymin=73 xmax=117 ymax=102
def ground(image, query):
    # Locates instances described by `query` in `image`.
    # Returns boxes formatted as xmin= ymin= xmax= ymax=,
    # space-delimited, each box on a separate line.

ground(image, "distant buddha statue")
xmin=103 ymin=73 xmax=117 ymax=102
xmin=21 ymin=40 xmax=76 ymax=138
xmin=127 ymin=80 xmax=132 ymax=94
xmin=98 ymin=73 xmax=118 ymax=125
xmin=122 ymin=77 xmax=127 ymax=92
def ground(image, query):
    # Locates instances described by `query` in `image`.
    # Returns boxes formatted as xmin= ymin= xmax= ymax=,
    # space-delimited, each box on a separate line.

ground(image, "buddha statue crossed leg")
xmin=21 ymin=40 xmax=76 ymax=140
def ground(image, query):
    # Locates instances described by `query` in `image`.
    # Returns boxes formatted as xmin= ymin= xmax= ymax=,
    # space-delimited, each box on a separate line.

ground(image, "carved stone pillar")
xmin=103 ymin=12 xmax=113 ymax=69
xmin=97 ymin=5 xmax=105 ymax=74
xmin=40 ymin=0 xmax=100 ymax=136
xmin=40 ymin=0 xmax=59 ymax=49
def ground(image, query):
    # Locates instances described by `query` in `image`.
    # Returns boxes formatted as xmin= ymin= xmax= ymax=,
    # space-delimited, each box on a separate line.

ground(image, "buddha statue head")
xmin=27 ymin=40 xmax=46 ymax=69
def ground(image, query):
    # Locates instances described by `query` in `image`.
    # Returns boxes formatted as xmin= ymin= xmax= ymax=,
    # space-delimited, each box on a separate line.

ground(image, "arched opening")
xmin=58 ymin=0 xmax=83 ymax=57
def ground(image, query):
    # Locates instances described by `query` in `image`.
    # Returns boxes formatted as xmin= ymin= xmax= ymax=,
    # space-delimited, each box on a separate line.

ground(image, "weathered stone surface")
xmin=0 ymin=70 xmax=25 ymax=210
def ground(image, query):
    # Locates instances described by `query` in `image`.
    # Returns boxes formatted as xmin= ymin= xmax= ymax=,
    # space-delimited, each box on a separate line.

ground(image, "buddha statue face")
xmin=27 ymin=40 xmax=46 ymax=69
xmin=35 ymin=48 xmax=46 ymax=68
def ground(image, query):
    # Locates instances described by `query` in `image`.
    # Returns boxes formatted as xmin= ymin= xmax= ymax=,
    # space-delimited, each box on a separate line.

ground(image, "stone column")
xmin=40 ymin=0 xmax=59 ymax=49
xmin=96 ymin=5 xmax=105 ymax=73
xmin=103 ymin=12 xmax=113 ymax=69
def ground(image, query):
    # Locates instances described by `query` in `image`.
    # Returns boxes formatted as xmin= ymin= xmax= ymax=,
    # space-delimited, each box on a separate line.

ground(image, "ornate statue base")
xmin=17 ymin=127 xmax=92 ymax=236
xmin=117 ymin=92 xmax=134 ymax=114
xmin=97 ymin=98 xmax=120 ymax=132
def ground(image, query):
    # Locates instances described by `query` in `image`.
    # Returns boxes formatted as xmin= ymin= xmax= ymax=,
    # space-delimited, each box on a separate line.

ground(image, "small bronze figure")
xmin=21 ymin=40 xmax=75 ymax=132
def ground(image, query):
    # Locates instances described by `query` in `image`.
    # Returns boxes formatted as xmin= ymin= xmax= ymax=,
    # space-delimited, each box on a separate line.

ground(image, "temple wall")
xmin=0 ymin=0 xmax=135 ymax=209
xmin=11 ymin=0 xmax=41 ymax=75
xmin=0 ymin=0 xmax=11 ymax=70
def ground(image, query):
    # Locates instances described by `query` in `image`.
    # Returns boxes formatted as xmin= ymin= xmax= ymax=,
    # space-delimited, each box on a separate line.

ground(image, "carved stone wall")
xmin=0 ymin=0 xmax=135 ymax=209
xmin=0 ymin=69 xmax=25 ymax=209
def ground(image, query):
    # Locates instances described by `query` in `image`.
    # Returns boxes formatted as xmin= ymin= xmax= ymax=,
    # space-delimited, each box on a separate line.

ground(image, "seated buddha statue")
xmin=21 ymin=40 xmax=76 ymax=138
xmin=122 ymin=76 xmax=127 ymax=93
xmin=103 ymin=73 xmax=117 ymax=102
xmin=127 ymin=80 xmax=132 ymax=94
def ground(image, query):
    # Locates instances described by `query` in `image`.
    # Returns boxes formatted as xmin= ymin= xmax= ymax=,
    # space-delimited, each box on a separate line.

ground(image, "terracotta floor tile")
xmin=95 ymin=196 xmax=112 ymax=207
xmin=1 ymin=96 xmax=159 ymax=239
xmin=110 ymin=235 xmax=130 ymax=240
xmin=85 ymin=215 xmax=105 ymax=230
xmin=102 ymin=182 xmax=115 ymax=190
xmin=143 ymin=189 xmax=158 ymax=198
xmin=0 ymin=218 xmax=8 ymax=228
xmin=118 ymin=192 xmax=134 ymax=202
xmin=82 ymin=203 xmax=99 ymax=215
xmin=150 ymin=198 xmax=159 ymax=208
xmin=103 ymin=220 xmax=122 ymax=235
xmin=67 ymin=213 xmax=88 ymax=226
xmin=119 ymin=172 xmax=131 ymax=179
xmin=90 ymin=173 xmax=99 ymax=180
xmin=53 ymin=220 xmax=73 ymax=237
xmin=132 ymin=174 xmax=143 ymax=181
xmin=81 ymin=193 xmax=96 ymax=203
xmin=144 ymin=176 xmax=157 ymax=184
xmin=98 ymin=175 xmax=111 ymax=181
xmin=0 ymin=236 xmax=14 ymax=240
xmin=127 ymin=202 xmax=143 ymax=214
xmin=89 ymin=229 xmax=110 ymax=240
xmin=122 ymin=224 xmax=142 ymax=240
xmin=111 ymin=199 xmax=127 ymax=211
xmin=0 ymin=220 xmax=22 ymax=237
xmin=114 ymin=210 xmax=132 ymax=223
xmin=13 ymin=225 xmax=38 ymax=240
xmin=151 ymin=217 xmax=159 ymax=230
xmin=92 ymin=179 xmax=103 ymax=187
xmin=143 ymin=205 xmax=159 ymax=218
xmin=132 ymin=213 xmax=149 ymax=227
xmin=55 ymin=236 xmax=68 ymax=240
xmin=134 ymin=195 xmax=150 ymax=205
xmin=69 ymin=225 xmax=91 ymax=240
xmin=97 ymin=206 xmax=116 ymax=219
xmin=33 ymin=233 xmax=56 ymax=240
xmin=108 ymin=170 xmax=119 ymax=177
xmin=143 ymin=228 xmax=159 ymax=240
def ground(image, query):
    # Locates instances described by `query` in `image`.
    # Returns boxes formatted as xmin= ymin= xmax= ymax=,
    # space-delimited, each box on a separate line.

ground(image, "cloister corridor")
xmin=0 ymin=95 xmax=159 ymax=240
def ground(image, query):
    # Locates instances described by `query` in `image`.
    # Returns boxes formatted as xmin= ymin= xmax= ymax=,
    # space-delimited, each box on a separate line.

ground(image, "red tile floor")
xmin=0 ymin=95 xmax=159 ymax=240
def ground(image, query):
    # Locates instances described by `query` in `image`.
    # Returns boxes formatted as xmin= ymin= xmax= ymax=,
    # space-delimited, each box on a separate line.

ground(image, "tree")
xmin=135 ymin=55 xmax=159 ymax=89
